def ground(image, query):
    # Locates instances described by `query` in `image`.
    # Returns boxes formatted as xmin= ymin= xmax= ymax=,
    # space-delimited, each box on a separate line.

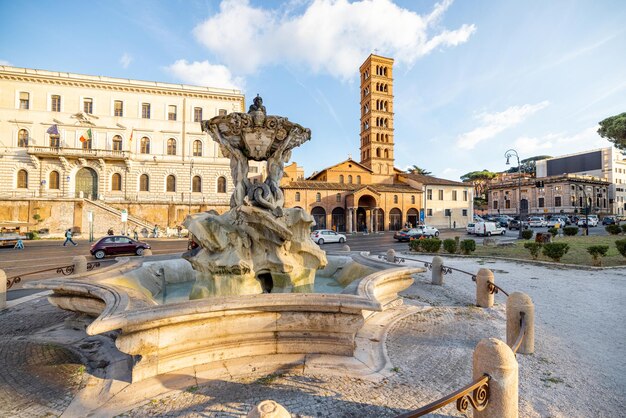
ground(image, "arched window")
xmin=348 ymin=175 xmax=353 ymax=184
xmin=112 ymin=173 xmax=122 ymax=191
xmin=18 ymin=129 xmax=28 ymax=147
xmin=316 ymin=192 xmax=321 ymax=202
xmin=384 ymin=149 xmax=389 ymax=158
xmin=49 ymin=171 xmax=60 ymax=189
xmin=112 ymin=135 xmax=123 ymax=151
xmin=339 ymin=175 xmax=344 ymax=184
xmin=17 ymin=170 xmax=28 ymax=188
xmin=411 ymin=195 xmax=415 ymax=204
xmin=356 ymin=175 xmax=361 ymax=184
xmin=167 ymin=138 xmax=177 ymax=155
xmin=295 ymin=192 xmax=301 ymax=202
xmin=393 ymin=195 xmax=398 ymax=204
xmin=336 ymin=193 xmax=341 ymax=203
xmin=166 ymin=175 xmax=176 ymax=192
xmin=139 ymin=174 xmax=149 ymax=191
xmin=376 ymin=148 xmax=381 ymax=158
xmin=192 ymin=175 xmax=202 ymax=193
xmin=140 ymin=137 xmax=150 ymax=154
xmin=217 ymin=176 xmax=226 ymax=193
xmin=193 ymin=140 xmax=202 ymax=157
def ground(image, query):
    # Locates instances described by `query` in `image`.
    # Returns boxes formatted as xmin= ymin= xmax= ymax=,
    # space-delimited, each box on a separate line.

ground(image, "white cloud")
xmin=120 ymin=53 xmax=133 ymax=69
xmin=456 ymin=101 xmax=550 ymax=150
xmin=513 ymin=126 xmax=608 ymax=155
xmin=0 ymin=59 xmax=12 ymax=66
xmin=166 ymin=59 xmax=245 ymax=90
xmin=192 ymin=0 xmax=475 ymax=80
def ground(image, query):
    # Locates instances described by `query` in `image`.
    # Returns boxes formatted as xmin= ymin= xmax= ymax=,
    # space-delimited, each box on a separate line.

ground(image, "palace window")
xmin=438 ymin=190 xmax=444 ymax=200
xmin=194 ymin=107 xmax=203 ymax=122
xmin=555 ymin=196 xmax=562 ymax=207
xmin=140 ymin=137 xmax=150 ymax=154
xmin=336 ymin=193 xmax=341 ymax=203
xmin=217 ymin=176 xmax=227 ymax=193
xmin=139 ymin=174 xmax=150 ymax=191
xmin=316 ymin=193 xmax=321 ymax=202
xmin=17 ymin=170 xmax=28 ymax=188
xmin=505 ymin=200 xmax=511 ymax=209
xmin=339 ymin=175 xmax=344 ymax=184
xmin=167 ymin=138 xmax=177 ymax=155
xmin=356 ymin=175 xmax=361 ymax=184
xmin=114 ymin=100 xmax=123 ymax=117
xmin=142 ymin=103 xmax=151 ymax=119
xmin=452 ymin=190 xmax=458 ymax=201
xmin=50 ymin=135 xmax=60 ymax=148
xmin=166 ymin=175 xmax=176 ymax=192
xmin=112 ymin=135 xmax=123 ymax=151
xmin=348 ymin=175 xmax=353 ymax=184
xmin=493 ymin=200 xmax=498 ymax=210
xmin=192 ymin=176 xmax=202 ymax=193
xmin=193 ymin=140 xmax=202 ymax=156
xmin=463 ymin=190 xmax=468 ymax=201
xmin=18 ymin=129 xmax=28 ymax=147
xmin=83 ymin=98 xmax=93 ymax=114
xmin=411 ymin=195 xmax=415 ymax=204
xmin=168 ymin=105 xmax=177 ymax=121
xmin=427 ymin=209 xmax=432 ymax=216
xmin=295 ymin=192 xmax=301 ymax=202
xmin=19 ymin=92 xmax=29 ymax=109
xmin=538 ymin=197 xmax=545 ymax=208
xmin=393 ymin=195 xmax=398 ymax=204
xmin=51 ymin=95 xmax=61 ymax=112
xmin=112 ymin=173 xmax=122 ymax=191
xmin=49 ymin=171 xmax=60 ymax=189
xmin=462 ymin=209 xmax=468 ymax=216
xmin=427 ymin=189 xmax=432 ymax=200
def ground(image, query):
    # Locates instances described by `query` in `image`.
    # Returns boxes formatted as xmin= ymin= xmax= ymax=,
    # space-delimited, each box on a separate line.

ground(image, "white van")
xmin=474 ymin=221 xmax=506 ymax=236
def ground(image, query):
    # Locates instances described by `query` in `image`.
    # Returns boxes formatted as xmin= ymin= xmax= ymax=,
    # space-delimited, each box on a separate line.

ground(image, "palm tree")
xmin=407 ymin=165 xmax=432 ymax=175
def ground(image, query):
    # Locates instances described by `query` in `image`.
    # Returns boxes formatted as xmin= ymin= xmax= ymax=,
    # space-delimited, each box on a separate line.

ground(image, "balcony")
xmin=28 ymin=146 xmax=129 ymax=161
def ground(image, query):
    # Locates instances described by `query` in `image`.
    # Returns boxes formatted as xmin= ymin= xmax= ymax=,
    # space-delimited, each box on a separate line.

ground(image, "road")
xmin=2 ymin=225 xmax=608 ymax=297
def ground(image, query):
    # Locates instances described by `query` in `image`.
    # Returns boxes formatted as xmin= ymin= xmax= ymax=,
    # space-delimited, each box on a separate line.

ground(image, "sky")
xmin=1 ymin=0 xmax=625 ymax=181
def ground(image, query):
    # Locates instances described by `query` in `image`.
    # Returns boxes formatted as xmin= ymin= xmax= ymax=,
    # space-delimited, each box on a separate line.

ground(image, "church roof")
xmin=282 ymin=180 xmax=421 ymax=193
xmin=400 ymin=173 xmax=466 ymax=186
xmin=307 ymin=158 xmax=372 ymax=180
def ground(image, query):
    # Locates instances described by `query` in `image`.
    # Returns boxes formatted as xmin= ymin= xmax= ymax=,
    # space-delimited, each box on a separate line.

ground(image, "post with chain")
xmin=476 ymin=268 xmax=495 ymax=308
xmin=473 ymin=338 xmax=519 ymax=418
xmin=72 ymin=256 xmax=88 ymax=275
xmin=431 ymin=255 xmax=444 ymax=285
xmin=507 ymin=292 xmax=535 ymax=354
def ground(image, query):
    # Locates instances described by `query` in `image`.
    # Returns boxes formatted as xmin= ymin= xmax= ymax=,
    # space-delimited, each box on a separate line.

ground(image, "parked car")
xmin=528 ymin=217 xmax=547 ymax=228
xmin=547 ymin=217 xmax=567 ymax=228
xmin=508 ymin=219 xmax=528 ymax=230
xmin=408 ymin=225 xmax=440 ymax=238
xmin=474 ymin=221 xmax=506 ymax=236
xmin=90 ymin=235 xmax=151 ymax=259
xmin=310 ymin=229 xmax=346 ymax=244
xmin=393 ymin=228 xmax=411 ymax=241
xmin=578 ymin=215 xmax=599 ymax=227
xmin=492 ymin=217 xmax=510 ymax=228
xmin=466 ymin=223 xmax=476 ymax=234
xmin=602 ymin=216 xmax=617 ymax=225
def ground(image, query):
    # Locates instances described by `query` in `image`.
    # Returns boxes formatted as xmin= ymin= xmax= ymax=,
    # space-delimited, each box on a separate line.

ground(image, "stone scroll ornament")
xmin=201 ymin=95 xmax=311 ymax=216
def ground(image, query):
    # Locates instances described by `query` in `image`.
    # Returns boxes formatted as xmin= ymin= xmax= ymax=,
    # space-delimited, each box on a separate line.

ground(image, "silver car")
xmin=310 ymin=229 xmax=347 ymax=244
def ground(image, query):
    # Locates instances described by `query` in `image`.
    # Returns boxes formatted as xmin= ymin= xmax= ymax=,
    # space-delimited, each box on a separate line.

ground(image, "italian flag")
xmin=80 ymin=128 xmax=92 ymax=143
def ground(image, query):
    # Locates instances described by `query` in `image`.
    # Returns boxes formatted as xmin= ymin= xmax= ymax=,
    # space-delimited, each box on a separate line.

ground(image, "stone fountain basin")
xmin=26 ymin=255 xmax=424 ymax=383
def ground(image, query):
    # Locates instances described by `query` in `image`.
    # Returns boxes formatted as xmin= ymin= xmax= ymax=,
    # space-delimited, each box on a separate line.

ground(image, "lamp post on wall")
xmin=505 ymin=149 xmax=524 ymax=239
xmin=188 ymin=159 xmax=194 ymax=216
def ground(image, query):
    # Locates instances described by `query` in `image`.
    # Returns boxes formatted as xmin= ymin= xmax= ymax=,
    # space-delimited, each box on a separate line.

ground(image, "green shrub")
xmin=563 ymin=226 xmax=579 ymax=236
xmin=615 ymin=239 xmax=626 ymax=257
xmin=587 ymin=245 xmax=609 ymax=266
xmin=443 ymin=238 xmax=458 ymax=254
xmin=26 ymin=231 xmax=40 ymax=240
xmin=542 ymin=242 xmax=570 ymax=262
xmin=420 ymin=238 xmax=442 ymax=253
xmin=408 ymin=239 xmax=421 ymax=252
xmin=547 ymin=227 xmax=558 ymax=237
xmin=460 ymin=239 xmax=476 ymax=255
xmin=621 ymin=224 xmax=626 ymax=234
xmin=605 ymin=224 xmax=621 ymax=235
xmin=521 ymin=229 xmax=533 ymax=240
xmin=524 ymin=242 xmax=543 ymax=260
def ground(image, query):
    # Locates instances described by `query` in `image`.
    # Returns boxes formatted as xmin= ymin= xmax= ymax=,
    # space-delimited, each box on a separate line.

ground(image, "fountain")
xmin=26 ymin=97 xmax=424 ymax=384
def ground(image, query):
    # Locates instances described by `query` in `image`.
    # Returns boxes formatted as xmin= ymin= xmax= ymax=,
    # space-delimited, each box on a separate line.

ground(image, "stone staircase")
xmin=83 ymin=199 xmax=154 ymax=232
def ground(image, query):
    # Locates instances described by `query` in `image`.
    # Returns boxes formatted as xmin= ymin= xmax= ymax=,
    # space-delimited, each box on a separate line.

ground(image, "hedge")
xmin=615 ymin=239 xmax=626 ymax=257
xmin=460 ymin=239 xmax=476 ymax=255
xmin=420 ymin=238 xmax=442 ymax=253
xmin=524 ymin=242 xmax=543 ymax=260
xmin=587 ymin=245 xmax=609 ymax=266
xmin=521 ymin=229 xmax=533 ymax=240
xmin=563 ymin=226 xmax=579 ymax=236
xmin=605 ymin=224 xmax=621 ymax=235
xmin=443 ymin=238 xmax=458 ymax=254
xmin=542 ymin=242 xmax=570 ymax=262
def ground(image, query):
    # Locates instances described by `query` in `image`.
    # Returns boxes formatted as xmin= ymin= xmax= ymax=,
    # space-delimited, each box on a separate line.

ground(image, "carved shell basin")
xmin=204 ymin=111 xmax=311 ymax=161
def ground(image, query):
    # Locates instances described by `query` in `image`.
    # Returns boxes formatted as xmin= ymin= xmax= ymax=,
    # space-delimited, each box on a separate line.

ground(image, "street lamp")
xmin=504 ymin=149 xmax=524 ymax=239
xmin=579 ymin=185 xmax=590 ymax=236
xmin=189 ymin=159 xmax=194 ymax=215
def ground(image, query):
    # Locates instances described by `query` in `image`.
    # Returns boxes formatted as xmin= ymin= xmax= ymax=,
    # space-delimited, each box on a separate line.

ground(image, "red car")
xmin=90 ymin=235 xmax=151 ymax=259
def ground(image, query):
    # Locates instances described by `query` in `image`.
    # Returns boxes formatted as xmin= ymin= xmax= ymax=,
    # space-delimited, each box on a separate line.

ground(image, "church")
xmin=280 ymin=54 xmax=474 ymax=232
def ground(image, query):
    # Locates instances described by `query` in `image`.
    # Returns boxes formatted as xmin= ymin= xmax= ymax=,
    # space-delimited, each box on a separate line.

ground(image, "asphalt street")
xmin=1 ymin=225 xmax=609 ymax=299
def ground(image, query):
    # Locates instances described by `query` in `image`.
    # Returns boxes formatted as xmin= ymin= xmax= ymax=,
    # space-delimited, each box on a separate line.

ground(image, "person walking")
xmin=153 ymin=224 xmax=159 ymax=238
xmin=14 ymin=238 xmax=24 ymax=250
xmin=63 ymin=229 xmax=77 ymax=246
xmin=133 ymin=226 xmax=139 ymax=241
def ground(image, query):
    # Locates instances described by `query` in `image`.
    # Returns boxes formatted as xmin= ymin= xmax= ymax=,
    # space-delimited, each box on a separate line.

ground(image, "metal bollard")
xmin=476 ymin=268 xmax=494 ymax=308
xmin=431 ymin=256 xmax=444 ymax=285
xmin=0 ymin=269 xmax=6 ymax=310
xmin=386 ymin=248 xmax=396 ymax=263
xmin=506 ymin=292 xmax=535 ymax=354
xmin=473 ymin=338 xmax=518 ymax=418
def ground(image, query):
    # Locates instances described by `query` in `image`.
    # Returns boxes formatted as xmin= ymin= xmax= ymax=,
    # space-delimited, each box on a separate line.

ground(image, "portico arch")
xmin=75 ymin=167 xmax=98 ymax=199
xmin=407 ymin=208 xmax=419 ymax=228
xmin=311 ymin=206 xmax=326 ymax=230
xmin=389 ymin=208 xmax=402 ymax=231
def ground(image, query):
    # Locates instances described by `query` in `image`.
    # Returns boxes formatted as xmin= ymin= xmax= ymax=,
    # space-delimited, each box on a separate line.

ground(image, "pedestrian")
xmin=14 ymin=239 xmax=24 ymax=250
xmin=153 ymin=224 xmax=159 ymax=238
xmin=133 ymin=226 xmax=139 ymax=241
xmin=177 ymin=225 xmax=182 ymax=238
xmin=63 ymin=229 xmax=77 ymax=246
xmin=107 ymin=228 xmax=114 ymax=236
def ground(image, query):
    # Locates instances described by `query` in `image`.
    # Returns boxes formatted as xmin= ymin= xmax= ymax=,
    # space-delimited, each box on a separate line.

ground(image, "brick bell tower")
xmin=359 ymin=54 xmax=395 ymax=184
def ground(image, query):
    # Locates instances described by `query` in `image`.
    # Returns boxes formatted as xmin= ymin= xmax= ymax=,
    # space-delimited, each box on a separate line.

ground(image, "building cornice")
xmin=0 ymin=66 xmax=245 ymax=103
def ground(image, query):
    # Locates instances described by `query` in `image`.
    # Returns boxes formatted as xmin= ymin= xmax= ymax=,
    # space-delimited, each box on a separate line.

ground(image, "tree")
xmin=598 ymin=113 xmax=626 ymax=150
xmin=460 ymin=169 xmax=498 ymax=199
xmin=406 ymin=165 xmax=432 ymax=176
xmin=505 ymin=155 xmax=551 ymax=176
